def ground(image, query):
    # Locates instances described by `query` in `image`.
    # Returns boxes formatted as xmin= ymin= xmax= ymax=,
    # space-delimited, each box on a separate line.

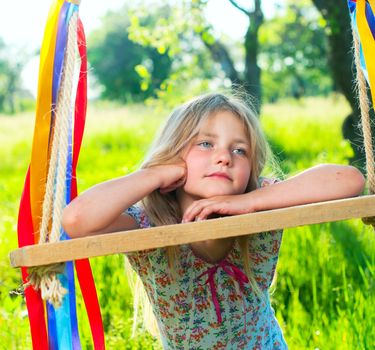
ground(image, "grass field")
xmin=0 ymin=96 xmax=374 ymax=349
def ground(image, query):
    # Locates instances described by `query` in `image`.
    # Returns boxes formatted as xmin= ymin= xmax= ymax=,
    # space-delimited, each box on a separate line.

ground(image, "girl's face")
xmin=180 ymin=111 xmax=251 ymax=206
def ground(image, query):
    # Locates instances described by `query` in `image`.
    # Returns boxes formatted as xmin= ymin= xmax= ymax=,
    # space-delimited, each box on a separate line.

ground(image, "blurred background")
xmin=1 ymin=1 xmax=374 ymax=349
xmin=0 ymin=0 xmax=365 ymax=163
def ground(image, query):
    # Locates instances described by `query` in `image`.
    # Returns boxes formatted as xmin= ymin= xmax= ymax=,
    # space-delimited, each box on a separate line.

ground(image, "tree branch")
xmin=201 ymin=35 xmax=242 ymax=83
xmin=255 ymin=0 xmax=261 ymax=13
xmin=228 ymin=0 xmax=251 ymax=17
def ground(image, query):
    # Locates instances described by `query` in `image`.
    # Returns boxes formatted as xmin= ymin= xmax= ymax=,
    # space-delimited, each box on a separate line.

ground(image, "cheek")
xmin=237 ymin=162 xmax=252 ymax=191
xmin=182 ymin=155 xmax=203 ymax=193
xmin=184 ymin=151 xmax=206 ymax=178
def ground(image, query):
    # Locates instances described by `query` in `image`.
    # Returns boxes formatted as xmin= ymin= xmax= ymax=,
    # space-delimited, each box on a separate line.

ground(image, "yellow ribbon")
xmin=30 ymin=0 xmax=64 ymax=242
xmin=357 ymin=0 xmax=375 ymax=107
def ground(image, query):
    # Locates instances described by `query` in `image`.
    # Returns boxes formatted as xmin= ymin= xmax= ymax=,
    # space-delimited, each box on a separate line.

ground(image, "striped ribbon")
xmin=348 ymin=0 xmax=375 ymax=105
xmin=17 ymin=1 xmax=105 ymax=348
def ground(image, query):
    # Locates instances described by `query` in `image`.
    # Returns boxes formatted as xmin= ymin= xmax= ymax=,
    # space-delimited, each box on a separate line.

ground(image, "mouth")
xmin=206 ymin=172 xmax=232 ymax=181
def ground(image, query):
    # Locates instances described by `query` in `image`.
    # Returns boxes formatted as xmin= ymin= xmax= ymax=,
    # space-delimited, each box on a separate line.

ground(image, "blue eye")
xmin=198 ymin=141 xmax=212 ymax=148
xmin=233 ymin=148 xmax=246 ymax=155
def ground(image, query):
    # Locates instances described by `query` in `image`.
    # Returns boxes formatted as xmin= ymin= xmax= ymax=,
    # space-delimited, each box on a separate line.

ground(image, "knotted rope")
xmin=353 ymin=28 xmax=375 ymax=227
xmin=26 ymin=11 xmax=79 ymax=307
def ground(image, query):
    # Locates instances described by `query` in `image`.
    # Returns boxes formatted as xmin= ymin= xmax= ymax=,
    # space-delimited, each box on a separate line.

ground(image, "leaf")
xmin=135 ymin=64 xmax=150 ymax=79
xmin=157 ymin=46 xmax=166 ymax=55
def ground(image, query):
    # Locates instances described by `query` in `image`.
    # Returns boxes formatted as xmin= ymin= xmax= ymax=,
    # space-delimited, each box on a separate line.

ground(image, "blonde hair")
xmin=126 ymin=92 xmax=273 ymax=337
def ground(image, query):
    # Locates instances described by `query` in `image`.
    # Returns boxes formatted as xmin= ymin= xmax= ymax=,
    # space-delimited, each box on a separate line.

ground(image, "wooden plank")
xmin=9 ymin=195 xmax=375 ymax=267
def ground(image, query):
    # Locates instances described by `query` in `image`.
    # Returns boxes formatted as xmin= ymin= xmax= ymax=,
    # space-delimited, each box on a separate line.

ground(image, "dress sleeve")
xmin=248 ymin=230 xmax=283 ymax=290
xmin=248 ymin=177 xmax=283 ymax=290
xmin=125 ymin=205 xmax=152 ymax=229
xmin=123 ymin=205 xmax=159 ymax=275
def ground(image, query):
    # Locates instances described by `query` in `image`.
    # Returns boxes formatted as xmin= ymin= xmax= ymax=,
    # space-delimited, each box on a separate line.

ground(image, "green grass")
xmin=1 ymin=96 xmax=374 ymax=349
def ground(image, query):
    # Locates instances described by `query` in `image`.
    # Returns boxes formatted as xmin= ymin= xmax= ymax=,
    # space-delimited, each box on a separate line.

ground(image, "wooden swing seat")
xmin=10 ymin=194 xmax=375 ymax=268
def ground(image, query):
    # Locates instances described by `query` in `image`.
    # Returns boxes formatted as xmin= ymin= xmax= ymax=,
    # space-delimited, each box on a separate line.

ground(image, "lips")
xmin=206 ymin=172 xmax=232 ymax=180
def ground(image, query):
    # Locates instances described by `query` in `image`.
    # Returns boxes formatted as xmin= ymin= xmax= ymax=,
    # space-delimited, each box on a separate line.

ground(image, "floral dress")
xmin=125 ymin=178 xmax=288 ymax=350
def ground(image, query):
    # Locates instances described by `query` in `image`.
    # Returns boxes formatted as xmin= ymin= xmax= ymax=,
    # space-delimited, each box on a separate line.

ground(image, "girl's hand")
xmin=182 ymin=194 xmax=255 ymax=222
xmin=150 ymin=162 xmax=187 ymax=194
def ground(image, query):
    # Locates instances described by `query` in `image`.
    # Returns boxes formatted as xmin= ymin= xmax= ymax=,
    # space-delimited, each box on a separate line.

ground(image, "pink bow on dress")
xmin=197 ymin=259 xmax=249 ymax=324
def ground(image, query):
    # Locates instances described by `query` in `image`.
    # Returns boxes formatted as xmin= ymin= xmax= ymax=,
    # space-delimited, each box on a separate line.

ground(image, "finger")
xmin=188 ymin=200 xmax=238 ymax=221
xmin=195 ymin=204 xmax=223 ymax=221
xmin=182 ymin=200 xmax=214 ymax=222
xmin=182 ymin=202 xmax=202 ymax=222
xmin=183 ymin=199 xmax=209 ymax=220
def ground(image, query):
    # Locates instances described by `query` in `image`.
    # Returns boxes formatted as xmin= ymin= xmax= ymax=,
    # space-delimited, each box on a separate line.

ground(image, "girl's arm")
xmin=62 ymin=164 xmax=186 ymax=238
xmin=182 ymin=164 xmax=366 ymax=222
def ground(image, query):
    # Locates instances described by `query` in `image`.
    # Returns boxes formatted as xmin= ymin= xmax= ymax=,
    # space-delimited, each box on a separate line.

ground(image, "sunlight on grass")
xmin=262 ymin=95 xmax=354 ymax=172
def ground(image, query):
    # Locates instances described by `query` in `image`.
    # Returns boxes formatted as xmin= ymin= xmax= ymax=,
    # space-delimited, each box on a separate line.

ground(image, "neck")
xmin=176 ymin=188 xmax=235 ymax=263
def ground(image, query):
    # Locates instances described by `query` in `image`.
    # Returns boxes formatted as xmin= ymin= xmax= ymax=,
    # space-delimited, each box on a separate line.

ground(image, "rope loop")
xmin=25 ymin=263 xmax=67 ymax=308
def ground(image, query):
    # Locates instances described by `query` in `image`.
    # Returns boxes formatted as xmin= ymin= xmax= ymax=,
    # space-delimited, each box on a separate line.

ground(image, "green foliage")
xmin=127 ymin=0 xmax=335 ymax=107
xmin=261 ymin=96 xmax=354 ymax=173
xmin=260 ymin=1 xmax=333 ymax=102
xmin=87 ymin=0 xmax=338 ymax=107
xmin=88 ymin=7 xmax=172 ymax=102
xmin=1 ymin=97 xmax=374 ymax=349
xmin=127 ymin=1 xmax=222 ymax=108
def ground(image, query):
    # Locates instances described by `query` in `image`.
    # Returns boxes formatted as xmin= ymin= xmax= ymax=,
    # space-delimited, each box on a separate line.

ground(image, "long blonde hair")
xmin=126 ymin=92 xmax=273 ymax=337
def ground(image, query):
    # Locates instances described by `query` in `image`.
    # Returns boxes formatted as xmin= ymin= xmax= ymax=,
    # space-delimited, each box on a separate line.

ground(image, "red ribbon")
xmin=17 ymin=169 xmax=49 ymax=350
xmin=72 ymin=18 xmax=105 ymax=350
xmin=197 ymin=259 xmax=249 ymax=326
xmin=17 ymin=13 xmax=105 ymax=350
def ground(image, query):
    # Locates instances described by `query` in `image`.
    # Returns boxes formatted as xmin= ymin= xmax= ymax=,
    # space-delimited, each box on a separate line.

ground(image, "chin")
xmin=184 ymin=183 xmax=242 ymax=198
xmin=200 ymin=188 xmax=236 ymax=198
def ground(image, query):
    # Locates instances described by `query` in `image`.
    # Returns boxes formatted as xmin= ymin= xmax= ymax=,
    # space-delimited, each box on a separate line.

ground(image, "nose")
xmin=214 ymin=148 xmax=232 ymax=166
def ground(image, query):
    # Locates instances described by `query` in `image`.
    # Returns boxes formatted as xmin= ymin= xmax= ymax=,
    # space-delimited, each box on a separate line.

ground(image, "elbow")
xmin=62 ymin=206 xmax=82 ymax=238
xmin=340 ymin=165 xmax=366 ymax=197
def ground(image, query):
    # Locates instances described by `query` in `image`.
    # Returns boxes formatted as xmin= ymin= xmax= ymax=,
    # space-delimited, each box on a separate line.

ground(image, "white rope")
xmin=353 ymin=29 xmax=375 ymax=193
xmin=352 ymin=27 xmax=375 ymax=229
xmin=28 ymin=12 xmax=79 ymax=308
xmin=50 ymin=12 xmax=78 ymax=243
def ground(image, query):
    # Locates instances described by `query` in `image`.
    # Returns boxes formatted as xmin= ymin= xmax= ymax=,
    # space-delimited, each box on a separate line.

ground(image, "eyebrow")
xmin=198 ymin=132 xmax=250 ymax=145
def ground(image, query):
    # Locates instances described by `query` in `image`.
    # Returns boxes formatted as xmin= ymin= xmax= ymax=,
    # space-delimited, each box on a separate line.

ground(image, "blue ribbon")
xmin=47 ymin=2 xmax=82 ymax=349
xmin=365 ymin=1 xmax=375 ymax=40
xmin=347 ymin=1 xmax=370 ymax=83
xmin=47 ymin=303 xmax=58 ymax=350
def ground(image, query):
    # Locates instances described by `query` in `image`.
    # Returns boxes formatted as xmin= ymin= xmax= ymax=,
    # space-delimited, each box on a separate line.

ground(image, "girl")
xmin=62 ymin=93 xmax=365 ymax=349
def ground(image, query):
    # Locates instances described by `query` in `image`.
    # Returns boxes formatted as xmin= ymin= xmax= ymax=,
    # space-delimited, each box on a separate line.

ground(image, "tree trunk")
xmin=201 ymin=39 xmax=243 ymax=85
xmin=202 ymin=1 xmax=263 ymax=114
xmin=311 ymin=0 xmax=370 ymax=168
xmin=243 ymin=0 xmax=263 ymax=113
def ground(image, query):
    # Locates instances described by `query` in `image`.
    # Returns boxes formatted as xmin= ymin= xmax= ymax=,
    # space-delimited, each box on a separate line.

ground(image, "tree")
xmin=311 ymin=0 xmax=368 ymax=166
xmin=198 ymin=0 xmax=264 ymax=112
xmin=259 ymin=1 xmax=332 ymax=102
xmin=0 ymin=39 xmax=24 ymax=114
xmin=127 ymin=1 xmax=222 ymax=107
xmin=127 ymin=0 xmax=264 ymax=112
xmin=88 ymin=6 xmax=172 ymax=102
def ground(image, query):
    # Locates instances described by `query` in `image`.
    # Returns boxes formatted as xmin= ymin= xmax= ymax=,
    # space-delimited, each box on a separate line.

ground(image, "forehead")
xmin=197 ymin=110 xmax=249 ymax=137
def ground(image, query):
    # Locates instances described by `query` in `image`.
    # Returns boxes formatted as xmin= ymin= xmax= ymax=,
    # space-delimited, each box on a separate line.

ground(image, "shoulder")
xmin=248 ymin=230 xmax=283 ymax=290
xmin=249 ymin=230 xmax=283 ymax=253
xmin=124 ymin=205 xmax=162 ymax=260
